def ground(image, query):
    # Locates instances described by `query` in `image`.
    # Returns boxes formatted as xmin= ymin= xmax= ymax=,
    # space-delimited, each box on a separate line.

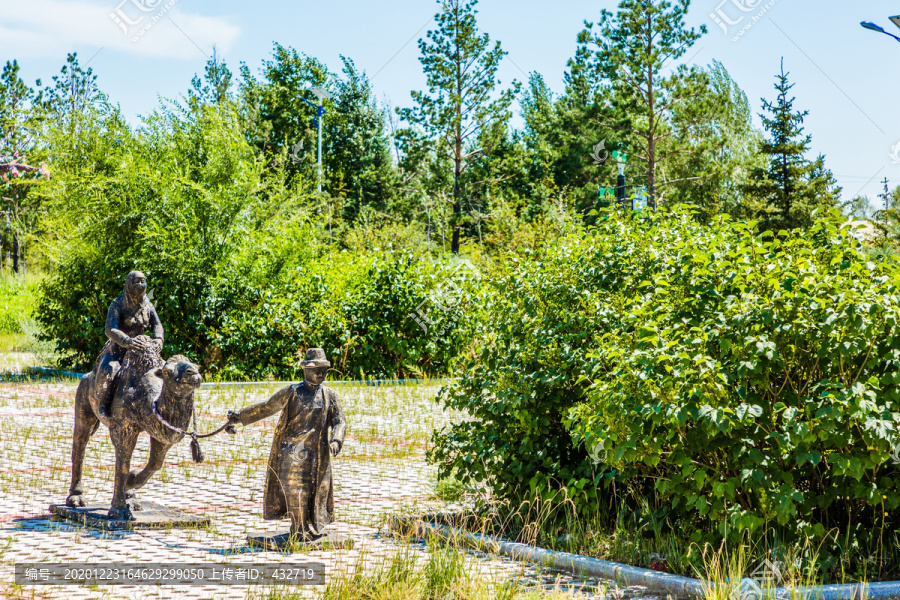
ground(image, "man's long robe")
xmin=237 ymin=382 xmax=346 ymax=532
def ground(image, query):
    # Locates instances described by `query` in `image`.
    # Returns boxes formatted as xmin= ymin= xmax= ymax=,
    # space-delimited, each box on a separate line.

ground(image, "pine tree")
xmin=398 ymin=0 xmax=518 ymax=254
xmin=743 ymin=60 xmax=841 ymax=231
xmin=190 ymin=47 xmax=232 ymax=106
xmin=36 ymin=53 xmax=106 ymax=132
xmin=0 ymin=60 xmax=36 ymax=155
xmin=579 ymin=0 xmax=706 ymax=210
xmin=327 ymin=56 xmax=398 ymax=222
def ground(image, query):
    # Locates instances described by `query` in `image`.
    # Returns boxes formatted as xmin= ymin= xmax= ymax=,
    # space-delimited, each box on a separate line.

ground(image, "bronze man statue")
xmin=90 ymin=271 xmax=164 ymax=418
xmin=228 ymin=348 xmax=346 ymax=541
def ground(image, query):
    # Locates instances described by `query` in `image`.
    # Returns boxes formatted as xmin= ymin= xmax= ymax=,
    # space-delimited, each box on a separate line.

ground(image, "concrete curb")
xmin=388 ymin=518 xmax=900 ymax=600
xmin=19 ymin=367 xmax=456 ymax=389
xmin=199 ymin=378 xmax=456 ymax=390
xmin=22 ymin=366 xmax=84 ymax=379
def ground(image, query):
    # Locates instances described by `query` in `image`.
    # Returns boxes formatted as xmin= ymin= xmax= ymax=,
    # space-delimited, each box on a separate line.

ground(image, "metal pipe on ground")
xmin=388 ymin=518 xmax=892 ymax=600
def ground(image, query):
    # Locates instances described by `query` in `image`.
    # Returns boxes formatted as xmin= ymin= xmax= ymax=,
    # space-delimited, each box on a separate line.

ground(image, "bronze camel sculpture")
xmin=66 ymin=335 xmax=203 ymax=520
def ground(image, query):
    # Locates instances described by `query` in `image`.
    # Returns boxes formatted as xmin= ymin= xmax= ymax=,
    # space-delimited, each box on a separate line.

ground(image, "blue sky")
xmin=1 ymin=0 xmax=899 ymax=204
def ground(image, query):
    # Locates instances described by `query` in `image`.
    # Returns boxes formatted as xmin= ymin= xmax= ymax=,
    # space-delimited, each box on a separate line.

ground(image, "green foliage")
xmin=0 ymin=59 xmax=37 ymax=154
xmin=213 ymin=252 xmax=481 ymax=380
xmin=328 ymin=56 xmax=399 ymax=221
xmin=238 ymin=44 xmax=397 ymax=219
xmin=0 ymin=271 xmax=39 ymax=334
xmin=1 ymin=58 xmax=50 ymax=263
xmin=429 ymin=221 xmax=600 ymax=506
xmin=515 ymin=69 xmax=617 ymax=221
xmin=36 ymin=98 xmax=295 ymax=371
xmin=23 ymin=47 xmax=492 ymax=381
xmin=666 ymin=60 xmax=764 ymax=220
xmin=189 ymin=48 xmax=232 ymax=106
xmin=433 ymin=206 xmax=900 ymax=560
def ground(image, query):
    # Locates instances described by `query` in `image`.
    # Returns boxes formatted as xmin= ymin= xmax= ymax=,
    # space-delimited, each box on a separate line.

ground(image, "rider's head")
xmin=124 ymin=271 xmax=147 ymax=306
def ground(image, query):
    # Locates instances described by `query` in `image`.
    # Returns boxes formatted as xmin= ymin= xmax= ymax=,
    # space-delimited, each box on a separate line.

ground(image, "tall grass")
xmin=0 ymin=269 xmax=41 ymax=336
xmin=697 ymin=538 xmax=825 ymax=600
xmin=420 ymin=486 xmax=895 ymax=586
xmin=0 ymin=270 xmax=54 ymax=364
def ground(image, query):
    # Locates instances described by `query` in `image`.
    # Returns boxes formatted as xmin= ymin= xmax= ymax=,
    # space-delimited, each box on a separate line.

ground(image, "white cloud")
xmin=0 ymin=0 xmax=240 ymax=60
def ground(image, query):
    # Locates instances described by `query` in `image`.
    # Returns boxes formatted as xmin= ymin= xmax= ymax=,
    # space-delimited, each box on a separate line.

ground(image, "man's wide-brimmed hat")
xmin=300 ymin=348 xmax=331 ymax=368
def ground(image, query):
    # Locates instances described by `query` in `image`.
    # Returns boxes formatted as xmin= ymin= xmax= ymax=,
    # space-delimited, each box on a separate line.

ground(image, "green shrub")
xmin=432 ymin=207 xmax=900 ymax=562
xmin=429 ymin=219 xmax=602 ymax=509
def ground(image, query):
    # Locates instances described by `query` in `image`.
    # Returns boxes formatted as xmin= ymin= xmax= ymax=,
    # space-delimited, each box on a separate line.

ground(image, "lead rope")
xmin=151 ymin=398 xmax=236 ymax=464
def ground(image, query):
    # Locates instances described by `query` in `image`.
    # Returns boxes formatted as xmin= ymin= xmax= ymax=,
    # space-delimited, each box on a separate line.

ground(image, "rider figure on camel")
xmin=91 ymin=271 xmax=164 ymax=418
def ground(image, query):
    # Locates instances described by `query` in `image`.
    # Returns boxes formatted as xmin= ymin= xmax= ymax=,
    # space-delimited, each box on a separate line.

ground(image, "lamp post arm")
xmin=861 ymin=21 xmax=900 ymax=44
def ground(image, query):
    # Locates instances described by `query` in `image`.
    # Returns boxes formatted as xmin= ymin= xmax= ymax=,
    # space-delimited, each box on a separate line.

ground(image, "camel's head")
xmin=154 ymin=355 xmax=202 ymax=394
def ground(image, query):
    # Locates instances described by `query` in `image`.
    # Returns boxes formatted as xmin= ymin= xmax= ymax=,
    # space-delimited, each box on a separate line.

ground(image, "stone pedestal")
xmin=49 ymin=502 xmax=210 ymax=531
xmin=247 ymin=531 xmax=354 ymax=551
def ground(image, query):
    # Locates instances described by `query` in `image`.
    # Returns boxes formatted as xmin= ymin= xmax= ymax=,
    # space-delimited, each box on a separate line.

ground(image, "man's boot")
xmin=97 ymin=401 xmax=111 ymax=418
xmin=93 ymin=372 xmax=114 ymax=418
xmin=95 ymin=386 xmax=112 ymax=418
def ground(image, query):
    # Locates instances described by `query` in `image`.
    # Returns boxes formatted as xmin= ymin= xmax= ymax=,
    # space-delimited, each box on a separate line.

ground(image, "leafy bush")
xmin=212 ymin=252 xmax=482 ymax=380
xmin=431 ymin=207 xmax=900 ymax=558
xmin=429 ymin=220 xmax=602 ymax=508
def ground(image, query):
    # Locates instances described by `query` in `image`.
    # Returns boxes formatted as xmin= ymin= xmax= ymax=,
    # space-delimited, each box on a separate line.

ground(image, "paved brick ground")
xmin=0 ymin=380 xmax=624 ymax=599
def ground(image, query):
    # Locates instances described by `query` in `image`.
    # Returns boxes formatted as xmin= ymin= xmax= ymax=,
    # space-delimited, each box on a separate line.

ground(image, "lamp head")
xmin=891 ymin=15 xmax=900 ymax=30
xmin=308 ymin=87 xmax=333 ymax=101
xmin=861 ymin=21 xmax=886 ymax=33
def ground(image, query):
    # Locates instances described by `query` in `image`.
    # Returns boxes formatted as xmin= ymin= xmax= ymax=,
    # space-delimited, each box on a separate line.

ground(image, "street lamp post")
xmin=303 ymin=87 xmax=333 ymax=193
xmin=860 ymin=19 xmax=900 ymax=44
xmin=612 ymin=150 xmax=628 ymax=211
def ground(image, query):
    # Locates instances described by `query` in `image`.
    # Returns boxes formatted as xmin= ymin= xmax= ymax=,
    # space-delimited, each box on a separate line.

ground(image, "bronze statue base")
xmin=247 ymin=531 xmax=354 ymax=551
xmin=50 ymin=502 xmax=210 ymax=531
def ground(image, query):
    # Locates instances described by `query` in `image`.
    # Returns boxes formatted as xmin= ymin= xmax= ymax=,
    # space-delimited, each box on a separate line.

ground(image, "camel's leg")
xmin=108 ymin=428 xmax=138 ymax=521
xmin=92 ymin=353 xmax=120 ymax=418
xmin=67 ymin=378 xmax=100 ymax=507
xmin=125 ymin=437 xmax=172 ymax=491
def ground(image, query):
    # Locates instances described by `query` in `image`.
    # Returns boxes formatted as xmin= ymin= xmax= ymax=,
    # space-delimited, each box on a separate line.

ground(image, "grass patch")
xmin=0 ymin=270 xmax=59 ymax=365
xmin=0 ymin=270 xmax=41 ymax=336
xmin=318 ymin=542 xmax=583 ymax=600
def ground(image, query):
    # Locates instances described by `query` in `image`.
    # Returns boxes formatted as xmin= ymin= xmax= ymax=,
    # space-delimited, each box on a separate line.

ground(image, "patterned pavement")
xmin=0 ymin=379 xmax=618 ymax=599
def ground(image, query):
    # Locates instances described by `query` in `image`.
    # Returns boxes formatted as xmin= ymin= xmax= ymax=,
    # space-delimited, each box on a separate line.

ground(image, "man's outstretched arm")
xmin=229 ymin=385 xmax=293 ymax=426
